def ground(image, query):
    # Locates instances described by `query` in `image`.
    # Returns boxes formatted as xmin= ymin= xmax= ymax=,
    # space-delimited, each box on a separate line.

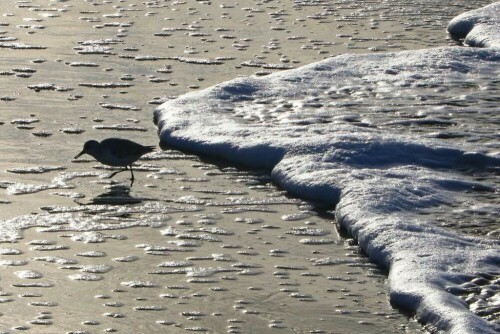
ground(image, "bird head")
xmin=74 ymin=140 xmax=100 ymax=159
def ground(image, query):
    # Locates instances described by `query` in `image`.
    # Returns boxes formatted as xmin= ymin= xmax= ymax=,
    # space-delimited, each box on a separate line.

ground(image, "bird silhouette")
xmin=74 ymin=138 xmax=155 ymax=185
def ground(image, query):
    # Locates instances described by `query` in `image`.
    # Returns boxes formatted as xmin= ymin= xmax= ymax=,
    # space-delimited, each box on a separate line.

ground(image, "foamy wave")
xmin=154 ymin=3 xmax=500 ymax=333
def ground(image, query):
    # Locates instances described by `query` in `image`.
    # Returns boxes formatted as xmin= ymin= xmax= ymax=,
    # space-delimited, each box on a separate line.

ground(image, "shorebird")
xmin=74 ymin=138 xmax=155 ymax=184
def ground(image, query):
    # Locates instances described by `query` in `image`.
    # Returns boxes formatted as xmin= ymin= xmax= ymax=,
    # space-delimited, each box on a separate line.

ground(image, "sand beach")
xmin=0 ymin=0 xmax=497 ymax=333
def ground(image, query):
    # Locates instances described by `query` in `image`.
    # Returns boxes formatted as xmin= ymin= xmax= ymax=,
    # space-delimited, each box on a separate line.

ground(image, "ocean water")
xmin=0 ymin=0 xmax=498 ymax=333
xmin=155 ymin=2 xmax=500 ymax=334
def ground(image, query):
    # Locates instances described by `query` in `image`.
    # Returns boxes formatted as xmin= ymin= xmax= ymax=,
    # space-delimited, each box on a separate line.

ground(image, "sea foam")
xmin=155 ymin=3 xmax=500 ymax=333
xmin=448 ymin=2 xmax=500 ymax=48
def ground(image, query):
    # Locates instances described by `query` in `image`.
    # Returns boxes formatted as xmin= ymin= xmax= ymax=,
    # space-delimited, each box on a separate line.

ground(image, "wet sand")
xmin=0 ymin=0 xmax=493 ymax=332
xmin=0 ymin=156 xmax=423 ymax=333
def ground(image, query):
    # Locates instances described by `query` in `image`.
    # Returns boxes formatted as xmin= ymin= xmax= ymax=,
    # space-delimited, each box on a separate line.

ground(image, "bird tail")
xmin=144 ymin=146 xmax=156 ymax=153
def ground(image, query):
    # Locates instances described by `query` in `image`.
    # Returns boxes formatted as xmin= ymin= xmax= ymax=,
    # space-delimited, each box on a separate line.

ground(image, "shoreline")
xmin=153 ymin=2 xmax=500 ymax=333
xmin=1 ymin=0 xmax=497 ymax=332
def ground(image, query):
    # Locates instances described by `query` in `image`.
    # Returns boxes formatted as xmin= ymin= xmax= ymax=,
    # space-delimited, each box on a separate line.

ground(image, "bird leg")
xmin=107 ymin=167 xmax=128 ymax=179
xmin=129 ymin=165 xmax=135 ymax=181
xmin=129 ymin=165 xmax=135 ymax=187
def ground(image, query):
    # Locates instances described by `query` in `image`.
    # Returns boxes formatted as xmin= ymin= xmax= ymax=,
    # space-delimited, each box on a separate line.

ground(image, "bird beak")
xmin=74 ymin=150 xmax=85 ymax=159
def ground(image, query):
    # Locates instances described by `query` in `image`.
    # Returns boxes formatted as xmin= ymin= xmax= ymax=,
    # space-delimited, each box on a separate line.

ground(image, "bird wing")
xmin=101 ymin=138 xmax=153 ymax=159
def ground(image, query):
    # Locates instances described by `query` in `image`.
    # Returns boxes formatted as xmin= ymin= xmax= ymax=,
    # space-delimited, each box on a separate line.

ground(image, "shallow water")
xmin=0 ymin=0 xmax=495 ymax=332
xmin=0 ymin=156 xmax=427 ymax=333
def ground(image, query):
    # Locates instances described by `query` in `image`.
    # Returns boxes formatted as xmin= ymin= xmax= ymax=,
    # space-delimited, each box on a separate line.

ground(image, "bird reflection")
xmin=90 ymin=184 xmax=143 ymax=205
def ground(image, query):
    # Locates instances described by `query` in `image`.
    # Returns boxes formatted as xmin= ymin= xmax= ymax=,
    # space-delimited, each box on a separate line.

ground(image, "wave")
xmin=154 ymin=3 xmax=500 ymax=333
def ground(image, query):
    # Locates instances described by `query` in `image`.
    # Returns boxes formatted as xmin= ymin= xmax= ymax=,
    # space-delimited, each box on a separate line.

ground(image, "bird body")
xmin=74 ymin=138 xmax=155 ymax=183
